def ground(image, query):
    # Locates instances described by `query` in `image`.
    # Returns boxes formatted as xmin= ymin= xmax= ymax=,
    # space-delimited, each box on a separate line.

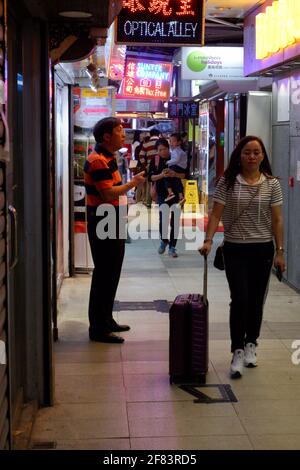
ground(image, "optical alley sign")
xmin=116 ymin=0 xmax=205 ymax=46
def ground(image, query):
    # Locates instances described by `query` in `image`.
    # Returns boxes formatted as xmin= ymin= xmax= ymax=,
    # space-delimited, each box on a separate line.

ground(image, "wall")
xmin=246 ymin=92 xmax=272 ymax=158
xmin=54 ymin=81 xmax=70 ymax=287
xmin=272 ymin=70 xmax=300 ymax=291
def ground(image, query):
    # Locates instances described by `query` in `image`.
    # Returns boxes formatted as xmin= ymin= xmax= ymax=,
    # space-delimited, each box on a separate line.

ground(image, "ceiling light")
xmin=59 ymin=11 xmax=92 ymax=18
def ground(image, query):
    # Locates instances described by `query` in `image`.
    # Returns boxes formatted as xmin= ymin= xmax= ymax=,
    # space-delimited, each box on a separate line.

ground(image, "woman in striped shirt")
xmin=199 ymin=136 xmax=285 ymax=378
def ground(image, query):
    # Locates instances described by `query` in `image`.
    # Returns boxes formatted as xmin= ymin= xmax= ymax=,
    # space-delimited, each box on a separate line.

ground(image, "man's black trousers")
xmin=87 ymin=219 xmax=125 ymax=335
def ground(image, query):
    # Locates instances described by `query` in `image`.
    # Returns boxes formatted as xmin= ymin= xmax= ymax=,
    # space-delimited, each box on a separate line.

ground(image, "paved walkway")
xmin=31 ymin=208 xmax=300 ymax=450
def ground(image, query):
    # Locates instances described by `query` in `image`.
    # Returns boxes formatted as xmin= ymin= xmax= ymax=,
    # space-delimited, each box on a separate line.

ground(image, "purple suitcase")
xmin=169 ymin=256 xmax=208 ymax=384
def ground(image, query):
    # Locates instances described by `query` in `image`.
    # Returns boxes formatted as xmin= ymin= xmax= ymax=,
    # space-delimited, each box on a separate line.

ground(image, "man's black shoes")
xmin=110 ymin=323 xmax=131 ymax=333
xmin=89 ymin=332 xmax=124 ymax=344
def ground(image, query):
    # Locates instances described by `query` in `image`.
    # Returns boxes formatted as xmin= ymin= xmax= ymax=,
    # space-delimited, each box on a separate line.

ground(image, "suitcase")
xmin=169 ymin=256 xmax=208 ymax=384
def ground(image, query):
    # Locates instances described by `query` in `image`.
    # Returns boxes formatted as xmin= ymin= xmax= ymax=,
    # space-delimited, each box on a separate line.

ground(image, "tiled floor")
xmin=30 ymin=222 xmax=300 ymax=450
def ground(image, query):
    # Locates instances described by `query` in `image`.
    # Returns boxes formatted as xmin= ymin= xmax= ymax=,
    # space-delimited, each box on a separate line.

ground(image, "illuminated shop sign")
xmin=182 ymin=47 xmax=244 ymax=80
xmin=256 ymin=0 xmax=300 ymax=59
xmin=168 ymin=101 xmax=199 ymax=118
xmin=116 ymin=0 xmax=205 ymax=46
xmin=120 ymin=58 xmax=173 ymax=100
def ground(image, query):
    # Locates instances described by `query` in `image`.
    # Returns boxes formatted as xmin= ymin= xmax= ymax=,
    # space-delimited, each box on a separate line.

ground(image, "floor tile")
xmin=32 ymin=231 xmax=300 ymax=450
xmin=127 ymin=401 xmax=236 ymax=420
xmin=130 ymin=435 xmax=253 ymax=450
xmin=249 ymin=434 xmax=300 ymax=450
xmin=55 ymin=439 xmax=131 ymax=450
xmin=128 ymin=416 xmax=246 ymax=438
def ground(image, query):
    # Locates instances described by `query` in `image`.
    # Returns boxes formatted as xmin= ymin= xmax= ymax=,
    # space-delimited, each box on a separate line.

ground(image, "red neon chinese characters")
xmin=176 ymin=0 xmax=195 ymax=16
xmin=122 ymin=0 xmax=145 ymax=13
xmin=126 ymin=61 xmax=136 ymax=78
xmin=148 ymin=0 xmax=172 ymax=16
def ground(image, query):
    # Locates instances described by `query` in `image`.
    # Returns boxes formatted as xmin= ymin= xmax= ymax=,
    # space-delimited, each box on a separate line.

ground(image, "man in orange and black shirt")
xmin=84 ymin=117 xmax=145 ymax=343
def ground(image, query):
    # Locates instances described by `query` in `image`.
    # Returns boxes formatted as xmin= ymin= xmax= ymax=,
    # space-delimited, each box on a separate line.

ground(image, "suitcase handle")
xmin=203 ymin=254 xmax=208 ymax=304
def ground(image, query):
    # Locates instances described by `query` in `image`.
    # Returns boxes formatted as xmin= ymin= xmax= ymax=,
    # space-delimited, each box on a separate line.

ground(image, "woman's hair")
xmin=155 ymin=138 xmax=169 ymax=149
xmin=224 ymin=135 xmax=273 ymax=190
xmin=133 ymin=130 xmax=141 ymax=143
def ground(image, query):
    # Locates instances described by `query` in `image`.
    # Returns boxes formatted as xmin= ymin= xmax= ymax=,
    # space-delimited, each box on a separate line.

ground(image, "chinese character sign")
xmin=168 ymin=101 xmax=199 ymax=118
xmin=117 ymin=0 xmax=205 ymax=46
xmin=121 ymin=58 xmax=173 ymax=100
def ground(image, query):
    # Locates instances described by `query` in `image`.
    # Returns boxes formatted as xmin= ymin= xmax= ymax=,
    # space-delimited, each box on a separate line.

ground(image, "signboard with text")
xmin=120 ymin=58 xmax=173 ymax=100
xmin=116 ymin=0 xmax=205 ymax=46
xmin=73 ymin=87 xmax=114 ymax=129
xmin=182 ymin=47 xmax=245 ymax=80
xmin=168 ymin=101 xmax=199 ymax=118
xmin=244 ymin=0 xmax=300 ymax=76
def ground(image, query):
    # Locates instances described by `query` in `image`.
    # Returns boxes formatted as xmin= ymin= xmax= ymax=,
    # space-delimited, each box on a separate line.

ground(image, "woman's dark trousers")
xmin=223 ymin=242 xmax=274 ymax=352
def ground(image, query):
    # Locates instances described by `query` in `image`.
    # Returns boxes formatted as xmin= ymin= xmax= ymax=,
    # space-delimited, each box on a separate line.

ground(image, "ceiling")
xmin=206 ymin=0 xmax=265 ymax=18
xmin=24 ymin=0 xmax=123 ymax=28
xmin=204 ymin=0 xmax=266 ymax=44
xmin=54 ymin=1 xmax=267 ymax=84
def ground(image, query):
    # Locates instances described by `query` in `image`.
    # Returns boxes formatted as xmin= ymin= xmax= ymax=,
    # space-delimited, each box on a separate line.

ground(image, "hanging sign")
xmin=120 ymin=57 xmax=173 ymax=100
xmin=168 ymin=101 xmax=199 ymax=118
xmin=116 ymin=0 xmax=205 ymax=46
xmin=182 ymin=47 xmax=245 ymax=80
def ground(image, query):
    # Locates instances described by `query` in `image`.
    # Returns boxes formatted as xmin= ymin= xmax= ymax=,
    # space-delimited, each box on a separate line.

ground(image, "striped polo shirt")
xmin=213 ymin=174 xmax=283 ymax=243
xmin=139 ymin=136 xmax=159 ymax=163
xmin=84 ymin=144 xmax=123 ymax=209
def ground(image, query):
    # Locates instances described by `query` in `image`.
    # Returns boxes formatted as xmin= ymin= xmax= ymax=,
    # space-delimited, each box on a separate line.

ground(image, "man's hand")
xmin=132 ymin=171 xmax=146 ymax=186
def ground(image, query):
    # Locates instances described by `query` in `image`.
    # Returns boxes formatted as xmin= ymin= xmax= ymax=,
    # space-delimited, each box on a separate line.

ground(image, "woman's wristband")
xmin=276 ymin=246 xmax=284 ymax=253
xmin=204 ymin=238 xmax=213 ymax=244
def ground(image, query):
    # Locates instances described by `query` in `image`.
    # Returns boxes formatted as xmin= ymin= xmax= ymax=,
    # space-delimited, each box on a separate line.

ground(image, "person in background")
xmin=181 ymin=132 xmax=188 ymax=152
xmin=164 ymin=133 xmax=187 ymax=205
xmin=134 ymin=135 xmax=149 ymax=203
xmin=117 ymin=148 xmax=128 ymax=184
xmin=199 ymin=136 xmax=285 ymax=378
xmin=131 ymin=130 xmax=141 ymax=160
xmin=181 ymin=131 xmax=192 ymax=177
xmin=139 ymin=128 xmax=160 ymax=207
xmin=84 ymin=117 xmax=145 ymax=343
xmin=149 ymin=138 xmax=186 ymax=258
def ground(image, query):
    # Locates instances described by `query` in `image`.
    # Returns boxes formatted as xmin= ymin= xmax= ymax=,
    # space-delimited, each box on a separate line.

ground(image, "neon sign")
xmin=256 ymin=0 xmax=300 ymax=59
xmin=116 ymin=0 xmax=205 ymax=46
xmin=121 ymin=58 xmax=173 ymax=100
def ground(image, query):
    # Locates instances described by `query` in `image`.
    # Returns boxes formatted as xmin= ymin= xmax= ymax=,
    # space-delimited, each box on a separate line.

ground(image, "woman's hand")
xmin=198 ymin=240 xmax=213 ymax=256
xmin=274 ymin=252 xmax=286 ymax=273
xmin=163 ymin=168 xmax=175 ymax=177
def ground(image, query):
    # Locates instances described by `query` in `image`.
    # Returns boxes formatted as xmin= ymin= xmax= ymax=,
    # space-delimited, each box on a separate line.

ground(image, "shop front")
xmin=244 ymin=0 xmax=300 ymax=292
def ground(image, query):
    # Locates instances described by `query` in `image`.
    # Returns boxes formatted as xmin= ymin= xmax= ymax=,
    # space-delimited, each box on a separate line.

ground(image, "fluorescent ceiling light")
xmin=59 ymin=11 xmax=92 ymax=18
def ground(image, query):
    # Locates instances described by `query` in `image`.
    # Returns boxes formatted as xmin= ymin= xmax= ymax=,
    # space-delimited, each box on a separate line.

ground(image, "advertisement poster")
xmin=182 ymin=47 xmax=245 ymax=80
xmin=73 ymin=87 xmax=115 ymax=129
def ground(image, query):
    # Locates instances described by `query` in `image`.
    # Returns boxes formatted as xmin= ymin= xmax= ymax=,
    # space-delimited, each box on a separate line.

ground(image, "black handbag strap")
xmin=227 ymin=182 xmax=261 ymax=234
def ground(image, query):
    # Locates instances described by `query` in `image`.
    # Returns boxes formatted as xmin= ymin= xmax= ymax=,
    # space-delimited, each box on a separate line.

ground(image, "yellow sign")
xmin=183 ymin=180 xmax=200 ymax=212
xmin=256 ymin=0 xmax=300 ymax=59
xmin=82 ymin=88 xmax=109 ymax=98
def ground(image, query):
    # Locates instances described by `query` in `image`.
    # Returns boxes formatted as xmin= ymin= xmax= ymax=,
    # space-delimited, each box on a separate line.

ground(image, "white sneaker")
xmin=230 ymin=349 xmax=244 ymax=378
xmin=244 ymin=343 xmax=257 ymax=367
